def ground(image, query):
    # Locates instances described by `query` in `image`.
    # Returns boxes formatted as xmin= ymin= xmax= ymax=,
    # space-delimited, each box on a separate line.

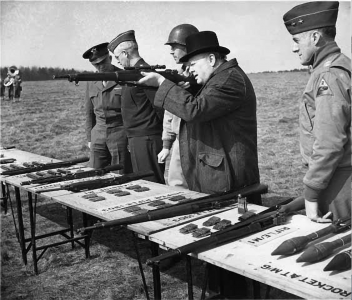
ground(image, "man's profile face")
xmin=292 ymin=31 xmax=315 ymax=66
xmin=169 ymin=44 xmax=187 ymax=64
xmin=114 ymin=50 xmax=129 ymax=68
xmin=188 ymin=53 xmax=213 ymax=85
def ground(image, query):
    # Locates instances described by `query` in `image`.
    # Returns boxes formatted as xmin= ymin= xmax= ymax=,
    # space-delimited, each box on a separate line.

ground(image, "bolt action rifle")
xmin=146 ymin=197 xmax=295 ymax=266
xmin=1 ymin=157 xmax=89 ymax=176
xmin=77 ymin=183 xmax=268 ymax=234
xmin=36 ymin=170 xmax=155 ymax=193
xmin=53 ymin=65 xmax=197 ymax=88
xmin=20 ymin=164 xmax=124 ymax=186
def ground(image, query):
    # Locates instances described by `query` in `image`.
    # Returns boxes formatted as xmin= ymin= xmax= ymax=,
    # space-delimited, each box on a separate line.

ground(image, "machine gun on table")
xmin=77 ymin=183 xmax=268 ymax=234
xmin=0 ymin=157 xmax=89 ymax=176
xmin=146 ymin=197 xmax=294 ymax=266
xmin=20 ymin=164 xmax=124 ymax=186
xmin=36 ymin=170 xmax=155 ymax=193
xmin=53 ymin=65 xmax=196 ymax=88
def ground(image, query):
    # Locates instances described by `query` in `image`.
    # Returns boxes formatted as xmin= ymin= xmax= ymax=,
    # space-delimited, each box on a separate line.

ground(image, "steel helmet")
xmin=165 ymin=24 xmax=199 ymax=46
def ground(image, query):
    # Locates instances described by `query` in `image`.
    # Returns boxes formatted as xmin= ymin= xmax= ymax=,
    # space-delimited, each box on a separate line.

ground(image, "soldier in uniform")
xmin=108 ymin=30 xmax=165 ymax=183
xmin=0 ymin=77 xmax=5 ymax=101
xmin=158 ymin=24 xmax=199 ymax=188
xmin=4 ymin=66 xmax=22 ymax=102
xmin=281 ymin=1 xmax=351 ymax=222
xmin=83 ymin=42 xmax=132 ymax=173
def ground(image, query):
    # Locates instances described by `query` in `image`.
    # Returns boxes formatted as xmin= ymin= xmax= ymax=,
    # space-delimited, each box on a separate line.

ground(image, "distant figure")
xmin=0 ymin=77 xmax=5 ymax=101
xmin=4 ymin=66 xmax=22 ymax=102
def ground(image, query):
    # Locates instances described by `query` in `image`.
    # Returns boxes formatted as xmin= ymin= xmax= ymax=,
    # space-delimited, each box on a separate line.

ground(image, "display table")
xmin=149 ymin=205 xmax=351 ymax=299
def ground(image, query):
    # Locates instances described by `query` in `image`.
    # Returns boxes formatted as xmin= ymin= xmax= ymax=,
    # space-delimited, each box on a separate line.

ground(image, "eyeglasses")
xmin=115 ymin=50 xmax=126 ymax=61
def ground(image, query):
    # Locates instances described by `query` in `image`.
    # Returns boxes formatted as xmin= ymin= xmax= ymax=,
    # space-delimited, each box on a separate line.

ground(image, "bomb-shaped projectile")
xmin=323 ymin=249 xmax=351 ymax=271
xmin=296 ymin=234 xmax=351 ymax=263
xmin=271 ymin=218 xmax=351 ymax=256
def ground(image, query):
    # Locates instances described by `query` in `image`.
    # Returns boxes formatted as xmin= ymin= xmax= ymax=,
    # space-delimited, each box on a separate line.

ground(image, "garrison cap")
xmin=82 ymin=42 xmax=109 ymax=64
xmin=108 ymin=30 xmax=136 ymax=52
xmin=283 ymin=1 xmax=339 ymax=35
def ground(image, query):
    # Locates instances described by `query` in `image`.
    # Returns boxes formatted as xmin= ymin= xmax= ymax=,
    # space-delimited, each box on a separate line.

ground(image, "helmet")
xmin=165 ymin=24 xmax=199 ymax=46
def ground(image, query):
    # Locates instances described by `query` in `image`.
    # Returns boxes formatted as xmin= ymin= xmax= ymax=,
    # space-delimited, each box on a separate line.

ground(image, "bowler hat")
xmin=82 ymin=42 xmax=109 ymax=64
xmin=179 ymin=31 xmax=230 ymax=63
xmin=108 ymin=30 xmax=136 ymax=52
xmin=283 ymin=1 xmax=339 ymax=35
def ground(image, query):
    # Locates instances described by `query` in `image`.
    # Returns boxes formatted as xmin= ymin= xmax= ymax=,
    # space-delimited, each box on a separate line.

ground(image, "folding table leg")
xmin=132 ymin=233 xmax=150 ymax=300
xmin=150 ymin=242 xmax=161 ymax=300
xmin=15 ymin=187 xmax=27 ymax=265
xmin=82 ymin=213 xmax=90 ymax=258
xmin=1 ymin=181 xmax=8 ymax=214
xmin=27 ymin=192 xmax=38 ymax=274
xmin=185 ymin=256 xmax=193 ymax=300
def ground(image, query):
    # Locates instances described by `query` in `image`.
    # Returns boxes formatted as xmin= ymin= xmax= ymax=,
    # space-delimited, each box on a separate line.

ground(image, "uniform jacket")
xmin=4 ymin=74 xmax=22 ymax=90
xmin=121 ymin=58 xmax=163 ymax=138
xmin=85 ymin=68 xmax=124 ymax=142
xmin=154 ymin=58 xmax=260 ymax=194
xmin=300 ymin=42 xmax=351 ymax=201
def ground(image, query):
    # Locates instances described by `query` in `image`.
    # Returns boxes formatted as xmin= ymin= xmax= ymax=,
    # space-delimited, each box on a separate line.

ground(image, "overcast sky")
xmin=1 ymin=0 xmax=350 ymax=73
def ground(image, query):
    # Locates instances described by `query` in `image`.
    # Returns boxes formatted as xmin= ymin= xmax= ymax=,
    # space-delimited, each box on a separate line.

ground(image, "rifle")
xmin=0 ymin=146 xmax=16 ymax=150
xmin=36 ymin=170 xmax=154 ymax=193
xmin=20 ymin=164 xmax=124 ymax=186
xmin=146 ymin=197 xmax=294 ymax=266
xmin=53 ymin=65 xmax=196 ymax=88
xmin=1 ymin=157 xmax=89 ymax=176
xmin=271 ymin=217 xmax=351 ymax=256
xmin=0 ymin=158 xmax=16 ymax=164
xmin=77 ymin=183 xmax=268 ymax=234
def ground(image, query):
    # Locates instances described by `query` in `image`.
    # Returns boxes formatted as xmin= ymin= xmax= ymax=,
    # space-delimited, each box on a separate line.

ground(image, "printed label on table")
xmin=239 ymin=225 xmax=298 ymax=247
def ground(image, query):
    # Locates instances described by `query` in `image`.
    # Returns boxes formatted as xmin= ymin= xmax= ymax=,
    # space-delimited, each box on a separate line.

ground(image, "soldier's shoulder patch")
xmin=316 ymin=78 xmax=333 ymax=97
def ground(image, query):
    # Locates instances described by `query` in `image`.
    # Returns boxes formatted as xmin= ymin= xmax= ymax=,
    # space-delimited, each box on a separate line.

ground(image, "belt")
xmin=106 ymin=115 xmax=123 ymax=125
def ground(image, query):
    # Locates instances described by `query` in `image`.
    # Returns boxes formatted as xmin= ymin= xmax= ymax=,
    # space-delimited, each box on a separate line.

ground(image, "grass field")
xmin=1 ymin=72 xmax=309 ymax=300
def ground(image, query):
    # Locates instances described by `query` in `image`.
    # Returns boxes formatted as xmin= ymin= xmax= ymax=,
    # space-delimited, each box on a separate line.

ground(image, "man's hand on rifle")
xmin=139 ymin=72 xmax=165 ymax=87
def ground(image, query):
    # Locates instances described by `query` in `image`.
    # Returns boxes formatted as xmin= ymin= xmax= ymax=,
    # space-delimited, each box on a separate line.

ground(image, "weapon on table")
xmin=146 ymin=197 xmax=295 ymax=266
xmin=297 ymin=233 xmax=351 ymax=263
xmin=0 ymin=146 xmax=16 ymax=150
xmin=36 ymin=170 xmax=154 ymax=193
xmin=0 ymin=157 xmax=89 ymax=176
xmin=0 ymin=158 xmax=16 ymax=164
xmin=20 ymin=164 xmax=124 ymax=186
xmin=271 ymin=217 xmax=351 ymax=256
xmin=323 ymin=249 xmax=351 ymax=271
xmin=53 ymin=65 xmax=196 ymax=88
xmin=76 ymin=183 xmax=268 ymax=234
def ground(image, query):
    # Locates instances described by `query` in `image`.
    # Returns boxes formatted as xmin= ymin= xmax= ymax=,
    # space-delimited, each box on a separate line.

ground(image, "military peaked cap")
xmin=283 ymin=1 xmax=339 ymax=35
xmin=108 ymin=30 xmax=136 ymax=52
xmin=82 ymin=42 xmax=109 ymax=64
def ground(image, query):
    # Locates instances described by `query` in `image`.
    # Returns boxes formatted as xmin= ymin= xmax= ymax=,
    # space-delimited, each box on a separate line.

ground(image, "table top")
xmin=51 ymin=180 xmax=236 ymax=235
xmin=149 ymin=206 xmax=351 ymax=299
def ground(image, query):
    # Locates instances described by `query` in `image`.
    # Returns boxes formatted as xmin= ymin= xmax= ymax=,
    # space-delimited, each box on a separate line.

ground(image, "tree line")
xmin=1 ymin=66 xmax=90 ymax=81
xmin=1 ymin=66 xmax=308 ymax=82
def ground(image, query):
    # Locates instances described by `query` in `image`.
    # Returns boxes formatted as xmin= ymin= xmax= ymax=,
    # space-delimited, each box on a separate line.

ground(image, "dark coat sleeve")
xmin=85 ymin=82 xmax=96 ymax=142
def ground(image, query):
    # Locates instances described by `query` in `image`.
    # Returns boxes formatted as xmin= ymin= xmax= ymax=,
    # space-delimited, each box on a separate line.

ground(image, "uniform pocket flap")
xmin=198 ymin=153 xmax=224 ymax=168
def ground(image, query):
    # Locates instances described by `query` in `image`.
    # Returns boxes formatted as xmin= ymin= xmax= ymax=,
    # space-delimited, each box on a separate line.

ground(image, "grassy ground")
xmin=1 ymin=72 xmax=308 ymax=300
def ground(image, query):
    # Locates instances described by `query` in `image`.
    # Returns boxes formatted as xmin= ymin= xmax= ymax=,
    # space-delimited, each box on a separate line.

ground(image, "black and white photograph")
xmin=1 ymin=1 xmax=351 ymax=299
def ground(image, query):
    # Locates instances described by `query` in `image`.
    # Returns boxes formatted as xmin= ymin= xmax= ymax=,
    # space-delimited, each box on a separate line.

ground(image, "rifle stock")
xmin=77 ymin=183 xmax=268 ymax=234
